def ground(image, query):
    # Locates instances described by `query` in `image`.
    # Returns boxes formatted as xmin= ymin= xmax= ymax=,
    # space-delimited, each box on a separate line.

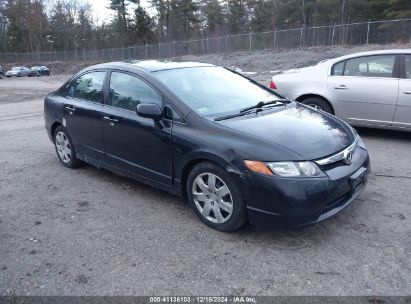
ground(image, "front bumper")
xmin=239 ymin=146 xmax=370 ymax=228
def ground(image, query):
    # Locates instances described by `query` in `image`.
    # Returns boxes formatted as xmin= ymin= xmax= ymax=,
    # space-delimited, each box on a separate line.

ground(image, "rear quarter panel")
xmin=44 ymin=93 xmax=64 ymax=141
xmin=272 ymin=63 xmax=332 ymax=103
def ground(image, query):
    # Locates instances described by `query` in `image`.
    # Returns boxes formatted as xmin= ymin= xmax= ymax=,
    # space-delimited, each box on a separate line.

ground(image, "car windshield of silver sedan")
xmin=153 ymin=66 xmax=283 ymax=117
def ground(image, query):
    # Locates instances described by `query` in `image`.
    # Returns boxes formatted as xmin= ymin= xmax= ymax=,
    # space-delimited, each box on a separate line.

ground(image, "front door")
xmin=393 ymin=55 xmax=411 ymax=130
xmin=63 ymin=70 xmax=106 ymax=161
xmin=328 ymin=54 xmax=399 ymax=126
xmin=102 ymin=71 xmax=172 ymax=187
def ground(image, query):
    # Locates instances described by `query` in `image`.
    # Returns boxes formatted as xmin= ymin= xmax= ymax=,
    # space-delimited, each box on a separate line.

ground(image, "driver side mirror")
xmin=136 ymin=103 xmax=163 ymax=121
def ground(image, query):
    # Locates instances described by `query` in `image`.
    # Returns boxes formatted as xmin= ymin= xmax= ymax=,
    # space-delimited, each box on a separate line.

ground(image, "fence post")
xmin=300 ymin=28 xmax=303 ymax=48
xmin=366 ymin=20 xmax=371 ymax=44
xmin=249 ymin=33 xmax=252 ymax=52
xmin=145 ymin=44 xmax=148 ymax=59
xmin=173 ymin=41 xmax=176 ymax=57
xmin=202 ymin=38 xmax=205 ymax=54
xmin=331 ymin=24 xmax=335 ymax=46
xmin=158 ymin=43 xmax=161 ymax=59
xmin=225 ymin=36 xmax=228 ymax=53
xmin=273 ymin=31 xmax=277 ymax=50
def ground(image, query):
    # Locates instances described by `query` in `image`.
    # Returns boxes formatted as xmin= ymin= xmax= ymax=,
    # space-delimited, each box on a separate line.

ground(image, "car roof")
xmin=87 ymin=60 xmax=215 ymax=72
xmin=330 ymin=49 xmax=411 ymax=63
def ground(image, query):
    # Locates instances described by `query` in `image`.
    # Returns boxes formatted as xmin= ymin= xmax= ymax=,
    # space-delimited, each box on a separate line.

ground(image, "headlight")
xmin=267 ymin=161 xmax=324 ymax=177
xmin=245 ymin=160 xmax=324 ymax=177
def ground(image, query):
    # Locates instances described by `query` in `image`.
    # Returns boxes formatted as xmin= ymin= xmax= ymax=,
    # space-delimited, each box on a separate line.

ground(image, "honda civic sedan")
xmin=44 ymin=61 xmax=370 ymax=232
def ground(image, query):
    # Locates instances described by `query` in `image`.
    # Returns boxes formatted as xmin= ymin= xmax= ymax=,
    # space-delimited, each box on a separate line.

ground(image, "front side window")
xmin=68 ymin=71 xmax=106 ymax=103
xmin=405 ymin=55 xmax=411 ymax=79
xmin=108 ymin=72 xmax=162 ymax=111
xmin=153 ymin=67 xmax=282 ymax=117
xmin=344 ymin=55 xmax=396 ymax=78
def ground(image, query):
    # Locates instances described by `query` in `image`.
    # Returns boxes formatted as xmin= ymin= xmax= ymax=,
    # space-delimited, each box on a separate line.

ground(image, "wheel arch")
xmin=50 ymin=121 xmax=62 ymax=139
xmin=178 ymin=152 xmax=242 ymax=198
xmin=295 ymin=94 xmax=335 ymax=115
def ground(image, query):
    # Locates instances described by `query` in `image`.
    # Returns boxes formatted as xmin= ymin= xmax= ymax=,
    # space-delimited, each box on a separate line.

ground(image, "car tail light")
xmin=269 ymin=80 xmax=277 ymax=90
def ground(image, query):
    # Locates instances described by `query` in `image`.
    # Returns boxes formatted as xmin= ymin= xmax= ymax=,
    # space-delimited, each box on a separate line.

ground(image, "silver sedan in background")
xmin=5 ymin=66 xmax=30 ymax=77
xmin=271 ymin=50 xmax=411 ymax=131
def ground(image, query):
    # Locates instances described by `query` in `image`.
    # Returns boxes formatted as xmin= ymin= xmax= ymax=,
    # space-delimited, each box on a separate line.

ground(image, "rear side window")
xmin=331 ymin=61 xmax=345 ymax=76
xmin=68 ymin=71 xmax=106 ymax=103
xmin=405 ymin=55 xmax=411 ymax=79
xmin=108 ymin=72 xmax=162 ymax=111
xmin=344 ymin=55 xmax=396 ymax=78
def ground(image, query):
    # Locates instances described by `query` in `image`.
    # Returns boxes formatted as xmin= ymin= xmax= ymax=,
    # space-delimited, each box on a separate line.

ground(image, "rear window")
xmin=68 ymin=71 xmax=106 ymax=103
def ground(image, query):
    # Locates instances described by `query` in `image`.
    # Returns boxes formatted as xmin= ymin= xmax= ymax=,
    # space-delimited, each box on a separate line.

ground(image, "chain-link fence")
xmin=1 ymin=18 xmax=410 ymax=64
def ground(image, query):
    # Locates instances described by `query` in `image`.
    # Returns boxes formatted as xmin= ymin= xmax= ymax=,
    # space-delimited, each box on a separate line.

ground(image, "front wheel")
xmin=54 ymin=126 xmax=81 ymax=168
xmin=187 ymin=162 xmax=247 ymax=232
xmin=301 ymin=97 xmax=333 ymax=114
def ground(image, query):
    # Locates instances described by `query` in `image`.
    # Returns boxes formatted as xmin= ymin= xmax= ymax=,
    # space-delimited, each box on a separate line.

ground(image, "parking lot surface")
xmin=0 ymin=75 xmax=410 ymax=296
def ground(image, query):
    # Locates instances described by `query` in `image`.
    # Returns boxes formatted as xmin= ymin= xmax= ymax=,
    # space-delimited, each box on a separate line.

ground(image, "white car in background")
xmin=270 ymin=50 xmax=411 ymax=131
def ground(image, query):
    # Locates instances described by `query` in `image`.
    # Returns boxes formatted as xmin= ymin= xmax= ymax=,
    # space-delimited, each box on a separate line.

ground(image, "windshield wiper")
xmin=240 ymin=99 xmax=288 ymax=113
xmin=215 ymin=101 xmax=287 ymax=121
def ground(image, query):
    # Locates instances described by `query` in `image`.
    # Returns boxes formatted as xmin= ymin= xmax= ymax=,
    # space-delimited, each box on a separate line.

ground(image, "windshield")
xmin=153 ymin=66 xmax=282 ymax=116
xmin=12 ymin=67 xmax=20 ymax=71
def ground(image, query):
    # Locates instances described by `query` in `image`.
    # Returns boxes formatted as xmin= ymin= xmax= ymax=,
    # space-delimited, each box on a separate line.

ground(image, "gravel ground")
xmin=0 ymin=46 xmax=410 ymax=296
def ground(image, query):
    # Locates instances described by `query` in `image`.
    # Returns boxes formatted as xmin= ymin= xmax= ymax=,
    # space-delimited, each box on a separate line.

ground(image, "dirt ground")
xmin=0 ymin=46 xmax=410 ymax=296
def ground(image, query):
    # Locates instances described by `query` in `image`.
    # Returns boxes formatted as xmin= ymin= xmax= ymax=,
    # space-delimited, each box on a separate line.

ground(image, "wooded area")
xmin=0 ymin=0 xmax=410 ymax=53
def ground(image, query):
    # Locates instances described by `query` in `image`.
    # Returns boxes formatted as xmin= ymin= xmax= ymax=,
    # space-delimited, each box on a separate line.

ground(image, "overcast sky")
xmin=86 ymin=0 xmax=154 ymax=24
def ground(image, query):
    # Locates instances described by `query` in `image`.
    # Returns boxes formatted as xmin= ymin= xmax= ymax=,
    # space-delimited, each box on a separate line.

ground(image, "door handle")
xmin=103 ymin=116 xmax=119 ymax=124
xmin=64 ymin=106 xmax=76 ymax=113
xmin=334 ymin=85 xmax=348 ymax=90
xmin=403 ymin=91 xmax=411 ymax=95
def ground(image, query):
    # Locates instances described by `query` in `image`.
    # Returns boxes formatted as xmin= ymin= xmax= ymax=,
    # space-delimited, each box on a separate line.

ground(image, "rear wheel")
xmin=54 ymin=126 xmax=81 ymax=168
xmin=301 ymin=97 xmax=332 ymax=114
xmin=187 ymin=162 xmax=247 ymax=232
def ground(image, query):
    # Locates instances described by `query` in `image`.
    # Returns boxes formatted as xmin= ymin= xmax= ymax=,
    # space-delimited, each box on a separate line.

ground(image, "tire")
xmin=54 ymin=126 xmax=81 ymax=168
xmin=187 ymin=162 xmax=247 ymax=232
xmin=301 ymin=97 xmax=333 ymax=114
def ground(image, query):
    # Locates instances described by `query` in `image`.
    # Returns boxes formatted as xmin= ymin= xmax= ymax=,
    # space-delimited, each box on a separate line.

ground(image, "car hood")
xmin=6 ymin=70 xmax=18 ymax=75
xmin=214 ymin=104 xmax=354 ymax=160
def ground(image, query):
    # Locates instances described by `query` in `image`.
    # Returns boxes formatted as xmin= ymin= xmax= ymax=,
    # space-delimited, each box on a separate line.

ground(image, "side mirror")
xmin=136 ymin=103 xmax=163 ymax=121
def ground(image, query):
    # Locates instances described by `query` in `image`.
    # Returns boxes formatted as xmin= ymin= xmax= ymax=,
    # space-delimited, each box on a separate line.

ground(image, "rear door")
xmin=63 ymin=70 xmax=106 ymax=161
xmin=102 ymin=71 xmax=172 ymax=187
xmin=327 ymin=54 xmax=399 ymax=126
xmin=393 ymin=54 xmax=411 ymax=130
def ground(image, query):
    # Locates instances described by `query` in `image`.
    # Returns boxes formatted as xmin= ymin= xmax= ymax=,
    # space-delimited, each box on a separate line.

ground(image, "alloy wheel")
xmin=55 ymin=131 xmax=72 ymax=164
xmin=192 ymin=173 xmax=233 ymax=224
xmin=308 ymin=104 xmax=323 ymax=111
